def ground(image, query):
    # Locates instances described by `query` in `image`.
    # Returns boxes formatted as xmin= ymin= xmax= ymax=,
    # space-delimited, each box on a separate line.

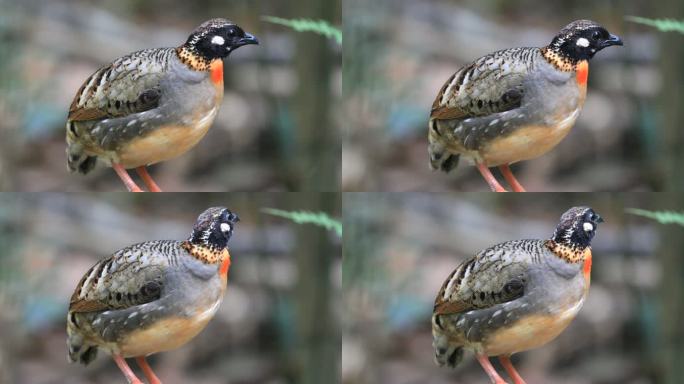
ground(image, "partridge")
xmin=66 ymin=19 xmax=258 ymax=192
xmin=428 ymin=20 xmax=622 ymax=192
xmin=432 ymin=206 xmax=603 ymax=384
xmin=67 ymin=207 xmax=239 ymax=383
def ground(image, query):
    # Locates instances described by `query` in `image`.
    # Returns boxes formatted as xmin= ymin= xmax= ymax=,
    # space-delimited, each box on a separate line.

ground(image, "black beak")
xmin=601 ymin=33 xmax=623 ymax=48
xmin=595 ymin=214 xmax=604 ymax=224
xmin=229 ymin=213 xmax=240 ymax=223
xmin=238 ymin=32 xmax=259 ymax=46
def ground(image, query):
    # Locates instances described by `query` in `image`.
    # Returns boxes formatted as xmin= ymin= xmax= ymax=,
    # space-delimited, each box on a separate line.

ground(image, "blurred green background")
xmin=343 ymin=0 xmax=684 ymax=191
xmin=0 ymin=0 xmax=341 ymax=192
xmin=343 ymin=193 xmax=684 ymax=383
xmin=0 ymin=192 xmax=341 ymax=384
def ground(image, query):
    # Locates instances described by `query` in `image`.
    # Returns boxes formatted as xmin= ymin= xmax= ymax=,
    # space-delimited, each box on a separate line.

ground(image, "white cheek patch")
xmin=211 ymin=35 xmax=225 ymax=45
xmin=220 ymin=223 xmax=231 ymax=233
xmin=583 ymin=222 xmax=594 ymax=232
xmin=576 ymin=37 xmax=590 ymax=47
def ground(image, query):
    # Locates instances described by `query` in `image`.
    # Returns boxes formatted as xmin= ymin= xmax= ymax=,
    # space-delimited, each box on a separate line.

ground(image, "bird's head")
xmin=189 ymin=206 xmax=240 ymax=249
xmin=548 ymin=20 xmax=622 ymax=61
xmin=551 ymin=206 xmax=603 ymax=249
xmin=183 ymin=18 xmax=259 ymax=61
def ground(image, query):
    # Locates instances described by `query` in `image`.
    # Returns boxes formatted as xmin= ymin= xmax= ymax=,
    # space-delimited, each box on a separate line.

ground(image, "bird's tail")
xmin=67 ymin=313 xmax=98 ymax=365
xmin=432 ymin=315 xmax=464 ymax=368
xmin=428 ymin=120 xmax=459 ymax=173
xmin=66 ymin=121 xmax=97 ymax=174
xmin=435 ymin=343 xmax=464 ymax=368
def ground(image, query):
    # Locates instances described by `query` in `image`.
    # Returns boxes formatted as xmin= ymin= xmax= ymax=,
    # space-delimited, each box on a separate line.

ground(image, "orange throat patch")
xmin=219 ymin=255 xmax=231 ymax=278
xmin=181 ymin=241 xmax=231 ymax=278
xmin=576 ymin=60 xmax=589 ymax=86
xmin=210 ymin=60 xmax=224 ymax=85
xmin=582 ymin=252 xmax=592 ymax=279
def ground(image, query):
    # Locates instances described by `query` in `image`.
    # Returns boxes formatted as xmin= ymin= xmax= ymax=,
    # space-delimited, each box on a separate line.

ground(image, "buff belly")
xmin=116 ymin=296 xmax=223 ymax=357
xmin=116 ymin=106 xmax=218 ymax=168
xmin=478 ymin=295 xmax=586 ymax=356
xmin=480 ymin=108 xmax=580 ymax=166
xmin=117 ymin=316 xmax=211 ymax=357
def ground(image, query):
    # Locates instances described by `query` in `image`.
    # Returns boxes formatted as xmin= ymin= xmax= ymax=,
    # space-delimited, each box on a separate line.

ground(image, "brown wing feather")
xmin=434 ymin=299 xmax=473 ymax=316
xmin=430 ymin=105 xmax=468 ymax=121
xmin=68 ymin=106 xmax=111 ymax=122
xmin=430 ymin=48 xmax=534 ymax=123
xmin=69 ymin=250 xmax=166 ymax=314
xmin=433 ymin=258 xmax=477 ymax=316
xmin=69 ymin=299 xmax=112 ymax=313
xmin=67 ymin=48 xmax=168 ymax=122
xmin=433 ymin=251 xmax=528 ymax=316
xmin=430 ymin=71 xmax=468 ymax=121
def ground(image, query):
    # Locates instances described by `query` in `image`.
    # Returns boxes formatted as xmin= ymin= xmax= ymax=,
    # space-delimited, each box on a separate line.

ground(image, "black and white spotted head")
xmin=548 ymin=20 xmax=622 ymax=61
xmin=551 ymin=206 xmax=603 ymax=248
xmin=184 ymin=18 xmax=259 ymax=60
xmin=189 ymin=207 xmax=240 ymax=249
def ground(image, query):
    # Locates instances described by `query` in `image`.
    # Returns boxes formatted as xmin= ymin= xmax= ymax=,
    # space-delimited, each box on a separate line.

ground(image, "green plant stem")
xmin=262 ymin=16 xmax=342 ymax=44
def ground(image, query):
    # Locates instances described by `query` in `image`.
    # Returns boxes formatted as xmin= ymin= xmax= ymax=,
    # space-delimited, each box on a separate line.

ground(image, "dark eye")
xmin=227 ymin=28 xmax=236 ymax=37
xmin=591 ymin=31 xmax=601 ymax=40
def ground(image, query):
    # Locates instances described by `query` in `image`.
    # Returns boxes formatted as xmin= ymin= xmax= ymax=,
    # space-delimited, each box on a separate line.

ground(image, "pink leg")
xmin=135 ymin=167 xmax=162 ymax=192
xmin=136 ymin=356 xmax=162 ymax=384
xmin=498 ymin=164 xmax=527 ymax=192
xmin=476 ymin=163 xmax=508 ymax=192
xmin=475 ymin=353 xmax=509 ymax=384
xmin=112 ymin=355 xmax=144 ymax=384
xmin=112 ymin=163 xmax=144 ymax=192
xmin=499 ymin=355 xmax=527 ymax=384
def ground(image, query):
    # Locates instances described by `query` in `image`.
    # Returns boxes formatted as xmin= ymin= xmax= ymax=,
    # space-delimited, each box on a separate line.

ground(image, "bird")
xmin=428 ymin=20 xmax=622 ymax=192
xmin=432 ymin=206 xmax=603 ymax=384
xmin=66 ymin=207 xmax=239 ymax=384
xmin=66 ymin=19 xmax=259 ymax=192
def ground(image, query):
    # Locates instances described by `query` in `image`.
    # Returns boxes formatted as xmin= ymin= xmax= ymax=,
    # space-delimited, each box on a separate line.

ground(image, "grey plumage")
xmin=432 ymin=207 xmax=602 ymax=368
xmin=67 ymin=207 xmax=239 ymax=366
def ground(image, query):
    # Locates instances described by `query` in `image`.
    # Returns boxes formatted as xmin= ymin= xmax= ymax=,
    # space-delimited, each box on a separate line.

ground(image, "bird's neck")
xmin=181 ymin=241 xmax=231 ymax=280
xmin=544 ymin=239 xmax=591 ymax=265
xmin=540 ymin=46 xmax=587 ymax=73
xmin=181 ymin=240 xmax=230 ymax=269
xmin=175 ymin=46 xmax=220 ymax=72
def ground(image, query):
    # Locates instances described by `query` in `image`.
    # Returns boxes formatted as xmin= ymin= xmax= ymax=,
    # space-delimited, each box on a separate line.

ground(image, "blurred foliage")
xmin=262 ymin=208 xmax=342 ymax=237
xmin=626 ymin=208 xmax=684 ymax=226
xmin=263 ymin=16 xmax=342 ymax=44
xmin=626 ymin=17 xmax=684 ymax=34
